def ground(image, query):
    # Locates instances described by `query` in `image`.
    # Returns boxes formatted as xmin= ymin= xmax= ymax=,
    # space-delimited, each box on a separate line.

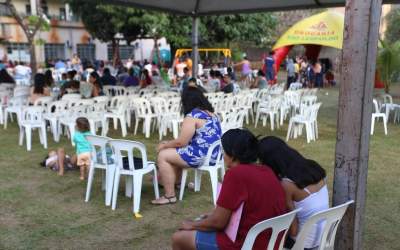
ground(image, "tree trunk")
xmin=385 ymin=82 xmax=390 ymax=93
xmin=29 ymin=38 xmax=37 ymax=76
xmin=112 ymin=39 xmax=121 ymax=67
xmin=333 ymin=0 xmax=382 ymax=249
xmin=154 ymin=37 xmax=161 ymax=66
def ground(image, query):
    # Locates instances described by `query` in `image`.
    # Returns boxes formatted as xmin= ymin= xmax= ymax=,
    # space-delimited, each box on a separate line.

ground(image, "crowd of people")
xmin=35 ymin=85 xmax=328 ymax=249
xmin=286 ymin=56 xmax=336 ymax=89
xmin=1 ymin=51 xmax=333 ymax=249
xmin=0 ymin=51 xmax=337 ymax=100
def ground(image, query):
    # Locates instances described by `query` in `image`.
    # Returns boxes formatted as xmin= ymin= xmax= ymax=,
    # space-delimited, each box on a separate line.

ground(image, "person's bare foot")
xmin=80 ymin=176 xmax=84 ymax=181
xmin=58 ymin=172 xmax=64 ymax=176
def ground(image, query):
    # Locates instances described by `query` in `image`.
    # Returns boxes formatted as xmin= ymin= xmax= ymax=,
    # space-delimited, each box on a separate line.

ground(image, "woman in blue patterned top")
xmin=152 ymin=86 xmax=222 ymax=205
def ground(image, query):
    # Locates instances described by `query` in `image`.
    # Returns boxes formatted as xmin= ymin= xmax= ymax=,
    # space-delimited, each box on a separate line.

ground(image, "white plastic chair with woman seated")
xmin=179 ymin=140 xmax=225 ymax=205
xmin=242 ymin=209 xmax=301 ymax=250
xmin=290 ymin=200 xmax=354 ymax=250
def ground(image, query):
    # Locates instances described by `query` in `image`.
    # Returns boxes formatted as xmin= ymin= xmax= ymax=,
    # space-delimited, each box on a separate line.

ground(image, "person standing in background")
xmin=265 ymin=51 xmax=275 ymax=84
xmin=313 ymin=60 xmax=323 ymax=88
xmin=71 ymin=54 xmax=81 ymax=72
xmin=185 ymin=56 xmax=193 ymax=72
xmin=286 ymin=58 xmax=296 ymax=89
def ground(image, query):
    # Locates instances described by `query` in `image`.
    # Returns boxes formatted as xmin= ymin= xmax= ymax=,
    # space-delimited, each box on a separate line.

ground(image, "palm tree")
xmin=376 ymin=40 xmax=400 ymax=93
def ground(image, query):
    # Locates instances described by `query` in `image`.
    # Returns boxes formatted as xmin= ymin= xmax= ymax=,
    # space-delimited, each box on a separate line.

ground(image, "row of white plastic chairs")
xmin=4 ymin=91 xmax=248 ymax=153
xmin=242 ymin=200 xmax=354 ymax=250
xmin=10 ymin=93 xmax=184 ymax=150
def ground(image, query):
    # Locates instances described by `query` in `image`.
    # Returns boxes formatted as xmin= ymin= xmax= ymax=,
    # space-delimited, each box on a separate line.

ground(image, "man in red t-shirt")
xmin=172 ymin=129 xmax=287 ymax=250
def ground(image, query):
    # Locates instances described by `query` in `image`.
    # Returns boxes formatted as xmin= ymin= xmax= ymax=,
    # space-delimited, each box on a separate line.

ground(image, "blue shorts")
xmin=196 ymin=231 xmax=219 ymax=250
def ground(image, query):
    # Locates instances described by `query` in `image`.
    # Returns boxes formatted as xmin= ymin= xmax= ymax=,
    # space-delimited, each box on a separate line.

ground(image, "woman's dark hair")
xmin=33 ymin=73 xmax=46 ymax=94
xmin=90 ymin=71 xmax=101 ymax=87
xmin=128 ymin=67 xmax=134 ymax=76
xmin=76 ymin=117 xmax=90 ymax=132
xmin=209 ymin=70 xmax=215 ymax=77
xmin=215 ymin=70 xmax=223 ymax=78
xmin=221 ymin=129 xmax=258 ymax=164
xmin=44 ymin=70 xmax=54 ymax=87
xmin=142 ymin=69 xmax=149 ymax=77
xmin=70 ymin=80 xmax=80 ymax=90
xmin=257 ymin=69 xmax=265 ymax=77
xmin=0 ymin=69 xmax=15 ymax=83
xmin=67 ymin=70 xmax=77 ymax=80
xmin=181 ymin=86 xmax=214 ymax=115
xmin=258 ymin=136 xmax=326 ymax=189
xmin=103 ymin=68 xmax=111 ymax=75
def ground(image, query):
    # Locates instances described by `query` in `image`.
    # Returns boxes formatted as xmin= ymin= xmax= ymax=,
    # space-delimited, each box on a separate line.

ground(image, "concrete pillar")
xmin=30 ymin=0 xmax=37 ymax=15
xmin=65 ymin=3 xmax=70 ymax=21
xmin=191 ymin=16 xmax=199 ymax=78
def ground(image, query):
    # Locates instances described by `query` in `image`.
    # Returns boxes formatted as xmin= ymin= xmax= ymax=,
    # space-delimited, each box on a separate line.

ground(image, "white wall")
xmin=132 ymin=37 xmax=170 ymax=62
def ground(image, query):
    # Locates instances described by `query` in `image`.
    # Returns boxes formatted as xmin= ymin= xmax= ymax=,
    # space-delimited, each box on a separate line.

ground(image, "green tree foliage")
xmin=68 ymin=0 xmax=147 ymax=43
xmin=202 ymin=14 xmax=277 ymax=47
xmin=68 ymin=0 xmax=149 ymax=64
xmin=384 ymin=8 xmax=400 ymax=44
xmin=5 ymin=0 xmax=50 ymax=74
xmin=68 ymin=0 xmax=277 ymax=63
xmin=377 ymin=39 xmax=400 ymax=93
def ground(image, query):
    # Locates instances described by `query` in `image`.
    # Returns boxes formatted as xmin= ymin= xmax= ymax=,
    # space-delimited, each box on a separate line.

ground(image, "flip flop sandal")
xmin=151 ymin=195 xmax=177 ymax=205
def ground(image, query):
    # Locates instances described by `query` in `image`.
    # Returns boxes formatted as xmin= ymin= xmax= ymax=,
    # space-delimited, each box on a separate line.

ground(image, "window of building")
xmin=107 ymin=45 xmax=135 ymax=61
xmin=44 ymin=43 xmax=65 ymax=62
xmin=77 ymin=44 xmax=96 ymax=62
xmin=59 ymin=8 xmax=66 ymax=21
xmin=6 ymin=43 xmax=30 ymax=62
xmin=0 ymin=3 xmax=12 ymax=16
xmin=25 ymin=4 xmax=31 ymax=15
xmin=41 ymin=0 xmax=48 ymax=15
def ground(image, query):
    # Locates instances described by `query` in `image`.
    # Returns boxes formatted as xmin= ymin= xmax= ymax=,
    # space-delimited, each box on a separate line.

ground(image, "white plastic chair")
xmin=291 ymin=201 xmax=354 ymax=250
xmin=18 ymin=106 xmax=47 ymax=151
xmin=133 ymin=98 xmax=157 ymax=138
xmin=102 ymin=96 xmax=128 ymax=137
xmin=58 ymin=105 xmax=89 ymax=145
xmin=33 ymin=96 xmax=54 ymax=108
xmin=109 ymin=139 xmax=160 ymax=217
xmin=285 ymin=90 xmax=302 ymax=116
xmin=87 ymin=102 xmax=108 ymax=135
xmin=371 ymin=99 xmax=387 ymax=135
xmin=13 ymin=86 xmax=30 ymax=97
xmin=68 ymin=99 xmax=94 ymax=108
xmin=179 ymin=140 xmax=224 ymax=205
xmin=255 ymin=97 xmax=282 ymax=130
xmin=61 ymin=93 xmax=81 ymax=102
xmin=287 ymin=103 xmax=321 ymax=143
xmin=242 ymin=209 xmax=301 ymax=250
xmin=4 ymin=96 xmax=28 ymax=129
xmin=85 ymin=135 xmax=115 ymax=206
xmin=289 ymin=82 xmax=303 ymax=90
xmin=220 ymin=109 xmax=246 ymax=134
xmin=93 ymin=95 xmax=110 ymax=104
xmin=0 ymin=92 xmax=7 ymax=124
xmin=43 ymin=100 xmax=69 ymax=142
xmin=378 ymin=94 xmax=398 ymax=123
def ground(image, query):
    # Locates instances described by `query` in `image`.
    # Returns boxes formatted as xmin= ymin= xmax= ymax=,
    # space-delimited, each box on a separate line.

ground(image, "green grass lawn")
xmin=0 ymin=88 xmax=399 ymax=250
